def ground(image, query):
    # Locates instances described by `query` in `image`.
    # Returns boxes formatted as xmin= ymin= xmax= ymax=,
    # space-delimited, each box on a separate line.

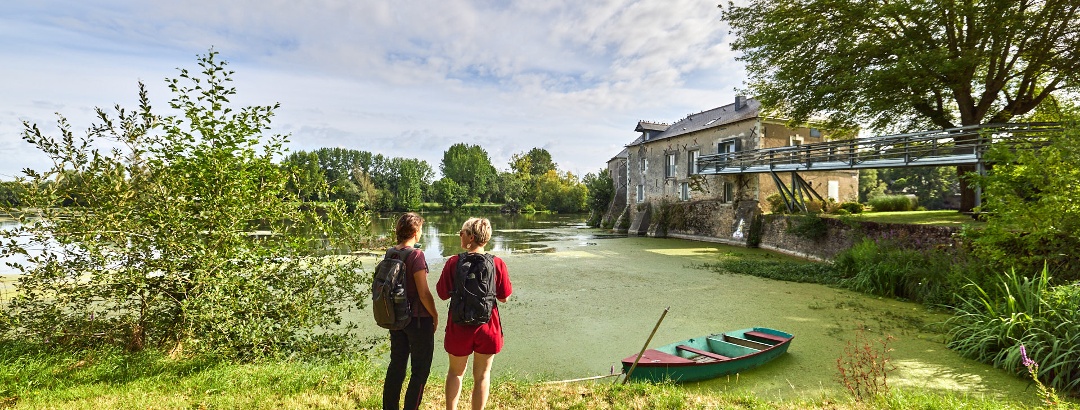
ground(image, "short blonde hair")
xmin=460 ymin=217 xmax=492 ymax=246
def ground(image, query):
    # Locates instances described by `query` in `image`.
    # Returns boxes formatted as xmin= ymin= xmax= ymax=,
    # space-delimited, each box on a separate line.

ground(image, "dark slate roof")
xmin=607 ymin=148 xmax=629 ymax=164
xmin=635 ymin=121 xmax=669 ymax=132
xmin=628 ymin=98 xmax=761 ymax=147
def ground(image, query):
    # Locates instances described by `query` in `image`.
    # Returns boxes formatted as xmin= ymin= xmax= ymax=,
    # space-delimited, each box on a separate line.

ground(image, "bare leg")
xmin=470 ymin=353 xmax=495 ymax=410
xmin=445 ymin=353 xmax=470 ymax=410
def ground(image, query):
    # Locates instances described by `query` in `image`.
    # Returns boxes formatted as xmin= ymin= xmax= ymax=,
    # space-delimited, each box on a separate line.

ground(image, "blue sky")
xmin=0 ymin=0 xmax=746 ymax=180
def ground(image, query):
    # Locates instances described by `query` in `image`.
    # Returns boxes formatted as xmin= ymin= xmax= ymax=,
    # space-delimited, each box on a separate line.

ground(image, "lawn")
xmin=830 ymin=210 xmax=985 ymax=227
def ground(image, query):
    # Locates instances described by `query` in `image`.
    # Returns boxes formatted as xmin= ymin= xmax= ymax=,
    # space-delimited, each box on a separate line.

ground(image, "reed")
xmin=947 ymin=266 xmax=1080 ymax=396
xmin=833 ymin=239 xmax=967 ymax=306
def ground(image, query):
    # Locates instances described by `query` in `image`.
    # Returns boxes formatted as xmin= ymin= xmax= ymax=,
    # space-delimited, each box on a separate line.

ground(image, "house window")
xmin=688 ymin=150 xmax=700 ymax=174
xmin=789 ymin=135 xmax=804 ymax=146
xmin=718 ymin=140 xmax=736 ymax=154
xmin=679 ymin=182 xmax=690 ymax=201
xmin=723 ymin=181 xmax=734 ymax=203
xmin=636 ymin=185 xmax=645 ymax=203
xmin=640 ymin=158 xmax=647 ymax=174
xmin=665 ymin=153 xmax=677 ymax=179
xmin=810 ymin=128 xmax=821 ymax=138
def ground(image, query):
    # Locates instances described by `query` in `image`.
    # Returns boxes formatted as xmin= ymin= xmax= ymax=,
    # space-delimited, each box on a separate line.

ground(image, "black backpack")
xmin=371 ymin=247 xmax=414 ymax=330
xmin=449 ymin=252 xmax=498 ymax=326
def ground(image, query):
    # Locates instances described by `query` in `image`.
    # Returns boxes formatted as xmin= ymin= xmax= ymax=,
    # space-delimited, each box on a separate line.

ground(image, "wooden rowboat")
xmin=621 ymin=327 xmax=793 ymax=383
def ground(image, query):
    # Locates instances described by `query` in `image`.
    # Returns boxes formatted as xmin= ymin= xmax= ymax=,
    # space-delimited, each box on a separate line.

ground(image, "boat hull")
xmin=621 ymin=327 xmax=793 ymax=383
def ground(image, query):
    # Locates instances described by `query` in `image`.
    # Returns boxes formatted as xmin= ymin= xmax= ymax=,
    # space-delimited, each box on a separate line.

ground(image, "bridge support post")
xmin=770 ymin=171 xmax=825 ymax=213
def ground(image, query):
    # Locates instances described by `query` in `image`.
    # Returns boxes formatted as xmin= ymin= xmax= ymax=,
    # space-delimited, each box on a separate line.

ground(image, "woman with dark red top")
xmin=382 ymin=212 xmax=439 ymax=410
xmin=437 ymin=217 xmax=512 ymax=410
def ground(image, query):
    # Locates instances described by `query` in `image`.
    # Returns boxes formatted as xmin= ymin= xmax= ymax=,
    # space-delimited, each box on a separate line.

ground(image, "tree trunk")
xmin=957 ymin=164 xmax=976 ymax=213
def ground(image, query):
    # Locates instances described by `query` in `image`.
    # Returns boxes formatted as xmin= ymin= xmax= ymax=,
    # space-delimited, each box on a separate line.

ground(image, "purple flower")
xmin=1021 ymin=345 xmax=1036 ymax=368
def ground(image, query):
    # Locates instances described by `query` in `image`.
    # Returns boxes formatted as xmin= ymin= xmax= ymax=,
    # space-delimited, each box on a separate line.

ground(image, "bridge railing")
xmin=697 ymin=123 xmax=1060 ymax=175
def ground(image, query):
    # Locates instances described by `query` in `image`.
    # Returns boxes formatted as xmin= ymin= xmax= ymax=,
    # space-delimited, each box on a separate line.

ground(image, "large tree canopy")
xmin=509 ymin=148 xmax=556 ymax=177
xmin=721 ymin=0 xmax=1080 ymax=132
xmin=440 ymin=143 xmax=497 ymax=202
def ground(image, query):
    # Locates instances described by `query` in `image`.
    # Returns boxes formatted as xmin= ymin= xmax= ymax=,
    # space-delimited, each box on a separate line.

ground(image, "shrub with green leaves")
xmin=974 ymin=120 xmax=1080 ymax=282
xmin=838 ymin=201 xmax=864 ymax=214
xmin=786 ymin=214 xmax=829 ymax=240
xmin=868 ymin=195 xmax=915 ymax=212
xmin=947 ymin=266 xmax=1080 ymax=396
xmin=0 ymin=51 xmax=371 ymax=359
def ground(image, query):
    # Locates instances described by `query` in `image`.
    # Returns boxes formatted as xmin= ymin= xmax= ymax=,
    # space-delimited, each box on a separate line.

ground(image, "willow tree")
xmin=721 ymin=0 xmax=1080 ymax=211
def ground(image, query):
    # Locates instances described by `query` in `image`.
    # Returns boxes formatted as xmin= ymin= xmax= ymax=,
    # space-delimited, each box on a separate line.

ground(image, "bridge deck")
xmin=696 ymin=123 xmax=1057 ymax=175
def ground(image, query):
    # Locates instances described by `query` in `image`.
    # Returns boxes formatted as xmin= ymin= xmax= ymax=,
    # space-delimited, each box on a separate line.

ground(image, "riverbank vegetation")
xmin=3 ymin=50 xmax=1079 ymax=408
xmin=0 ymin=339 xmax=1050 ymax=410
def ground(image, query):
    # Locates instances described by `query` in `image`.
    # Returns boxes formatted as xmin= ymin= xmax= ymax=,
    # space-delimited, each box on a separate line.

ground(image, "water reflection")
xmin=368 ymin=213 xmax=596 ymax=263
xmin=0 ymin=213 xmax=605 ymax=274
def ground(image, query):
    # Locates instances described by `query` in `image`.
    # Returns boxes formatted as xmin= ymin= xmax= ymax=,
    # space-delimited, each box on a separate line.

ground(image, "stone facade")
xmin=618 ymin=96 xmax=859 ymax=237
xmin=602 ymin=149 xmax=628 ymax=230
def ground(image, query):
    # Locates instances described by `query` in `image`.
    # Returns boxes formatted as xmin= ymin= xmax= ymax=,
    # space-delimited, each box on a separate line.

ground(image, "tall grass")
xmin=947 ymin=266 xmax=1080 ymax=396
xmin=832 ymin=239 xmax=974 ymax=306
xmin=0 ymin=338 xmax=1059 ymax=409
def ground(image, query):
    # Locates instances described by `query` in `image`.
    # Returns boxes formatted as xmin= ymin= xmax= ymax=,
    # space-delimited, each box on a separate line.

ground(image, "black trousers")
xmin=382 ymin=316 xmax=435 ymax=410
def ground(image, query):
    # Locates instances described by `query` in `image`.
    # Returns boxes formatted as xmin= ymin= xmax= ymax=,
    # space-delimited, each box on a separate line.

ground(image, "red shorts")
xmin=443 ymin=318 xmax=503 ymax=356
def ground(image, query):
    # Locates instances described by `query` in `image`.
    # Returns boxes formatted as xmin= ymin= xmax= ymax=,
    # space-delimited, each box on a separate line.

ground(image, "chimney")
xmin=735 ymin=95 xmax=746 ymax=110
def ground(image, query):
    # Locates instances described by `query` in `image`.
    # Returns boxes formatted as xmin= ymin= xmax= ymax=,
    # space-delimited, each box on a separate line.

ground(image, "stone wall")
xmin=757 ymin=215 xmax=961 ymax=260
xmin=645 ymin=199 xmax=760 ymax=247
xmin=639 ymin=201 xmax=960 ymax=261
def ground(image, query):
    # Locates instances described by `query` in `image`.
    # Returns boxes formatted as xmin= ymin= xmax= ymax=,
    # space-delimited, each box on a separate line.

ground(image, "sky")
xmin=0 ymin=0 xmax=747 ymax=180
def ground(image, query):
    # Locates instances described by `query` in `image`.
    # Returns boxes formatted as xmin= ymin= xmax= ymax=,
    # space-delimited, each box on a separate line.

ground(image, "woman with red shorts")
xmin=437 ymin=217 xmax=512 ymax=410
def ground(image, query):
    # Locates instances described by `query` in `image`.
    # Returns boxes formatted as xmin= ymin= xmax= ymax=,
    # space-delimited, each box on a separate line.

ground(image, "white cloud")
xmin=0 ymin=0 xmax=746 ymax=179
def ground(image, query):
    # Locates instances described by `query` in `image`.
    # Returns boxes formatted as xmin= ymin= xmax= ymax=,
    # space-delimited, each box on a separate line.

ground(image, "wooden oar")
xmin=542 ymin=373 xmax=621 ymax=384
xmin=622 ymin=306 xmax=670 ymax=384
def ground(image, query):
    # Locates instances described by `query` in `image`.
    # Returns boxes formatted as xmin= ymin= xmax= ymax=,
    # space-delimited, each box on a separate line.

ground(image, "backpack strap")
xmin=452 ymin=252 xmax=468 ymax=294
xmin=385 ymin=246 xmax=414 ymax=261
xmin=385 ymin=246 xmax=415 ymax=287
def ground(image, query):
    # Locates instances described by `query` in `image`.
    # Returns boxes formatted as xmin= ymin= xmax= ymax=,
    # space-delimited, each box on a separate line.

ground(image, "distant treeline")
xmin=1 ymin=144 xmax=614 ymax=216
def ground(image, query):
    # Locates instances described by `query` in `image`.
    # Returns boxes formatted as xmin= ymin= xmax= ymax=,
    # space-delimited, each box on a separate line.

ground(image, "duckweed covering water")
xmin=352 ymin=225 xmax=1037 ymax=405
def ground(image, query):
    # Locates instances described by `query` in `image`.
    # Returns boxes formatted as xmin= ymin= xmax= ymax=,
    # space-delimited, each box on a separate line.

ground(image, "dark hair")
xmin=395 ymin=212 xmax=424 ymax=244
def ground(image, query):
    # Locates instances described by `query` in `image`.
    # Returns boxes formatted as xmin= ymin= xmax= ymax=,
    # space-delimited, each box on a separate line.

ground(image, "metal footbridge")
xmin=694 ymin=123 xmax=1060 ymax=212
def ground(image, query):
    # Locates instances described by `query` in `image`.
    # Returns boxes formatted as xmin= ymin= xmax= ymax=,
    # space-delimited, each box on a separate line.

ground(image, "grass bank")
xmin=831 ymin=210 xmax=985 ymax=227
xmin=0 ymin=341 xmax=1055 ymax=409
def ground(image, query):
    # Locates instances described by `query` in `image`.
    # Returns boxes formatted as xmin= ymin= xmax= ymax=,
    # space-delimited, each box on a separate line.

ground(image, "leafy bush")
xmin=868 ymin=195 xmax=916 ymax=212
xmin=583 ymin=169 xmax=614 ymax=227
xmin=973 ymin=120 xmax=1080 ymax=282
xmin=947 ymin=266 xmax=1080 ymax=396
xmin=787 ymin=214 xmax=829 ymax=240
xmin=0 ymin=52 xmax=371 ymax=359
xmin=764 ymin=193 xmax=788 ymax=214
xmin=839 ymin=202 xmax=864 ymax=214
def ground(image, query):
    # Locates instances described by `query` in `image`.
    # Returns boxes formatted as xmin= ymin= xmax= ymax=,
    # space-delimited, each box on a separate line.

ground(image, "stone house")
xmin=615 ymin=96 xmax=859 ymax=240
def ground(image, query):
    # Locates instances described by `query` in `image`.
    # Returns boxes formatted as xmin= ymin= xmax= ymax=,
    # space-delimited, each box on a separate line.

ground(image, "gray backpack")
xmin=371 ymin=247 xmax=413 ymax=330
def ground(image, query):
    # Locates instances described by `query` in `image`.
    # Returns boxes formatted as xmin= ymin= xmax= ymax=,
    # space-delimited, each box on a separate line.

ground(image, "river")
xmin=1 ymin=213 xmax=1035 ymax=403
xmin=357 ymin=213 xmax=1033 ymax=404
